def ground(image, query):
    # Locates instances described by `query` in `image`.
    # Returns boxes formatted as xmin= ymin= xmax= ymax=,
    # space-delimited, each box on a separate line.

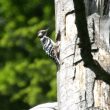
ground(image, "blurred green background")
xmin=0 ymin=0 xmax=56 ymax=110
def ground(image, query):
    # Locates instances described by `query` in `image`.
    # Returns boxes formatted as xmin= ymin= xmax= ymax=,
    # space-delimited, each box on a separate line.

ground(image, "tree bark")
xmin=55 ymin=0 xmax=110 ymax=110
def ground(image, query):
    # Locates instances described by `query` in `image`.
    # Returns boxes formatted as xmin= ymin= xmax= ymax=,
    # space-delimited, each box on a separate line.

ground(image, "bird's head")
xmin=37 ymin=29 xmax=48 ymax=38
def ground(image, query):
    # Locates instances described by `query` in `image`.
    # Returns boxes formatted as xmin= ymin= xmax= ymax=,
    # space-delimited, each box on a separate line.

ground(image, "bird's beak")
xmin=45 ymin=28 xmax=49 ymax=32
xmin=44 ymin=28 xmax=49 ymax=35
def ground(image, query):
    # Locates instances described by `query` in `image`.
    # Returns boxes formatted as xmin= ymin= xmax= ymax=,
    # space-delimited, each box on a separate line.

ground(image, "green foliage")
xmin=0 ymin=0 xmax=56 ymax=109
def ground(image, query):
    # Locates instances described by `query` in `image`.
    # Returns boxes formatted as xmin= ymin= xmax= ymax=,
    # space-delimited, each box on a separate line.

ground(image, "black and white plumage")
xmin=37 ymin=29 xmax=60 ymax=65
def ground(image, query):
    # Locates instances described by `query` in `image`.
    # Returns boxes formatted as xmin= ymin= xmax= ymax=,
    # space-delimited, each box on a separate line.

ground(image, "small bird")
xmin=37 ymin=29 xmax=60 ymax=66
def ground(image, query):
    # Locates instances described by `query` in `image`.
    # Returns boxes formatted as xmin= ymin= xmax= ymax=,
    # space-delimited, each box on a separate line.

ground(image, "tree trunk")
xmin=55 ymin=0 xmax=110 ymax=110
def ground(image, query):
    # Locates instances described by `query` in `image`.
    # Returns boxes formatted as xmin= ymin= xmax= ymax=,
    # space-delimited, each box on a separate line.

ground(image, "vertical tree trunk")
xmin=55 ymin=0 xmax=110 ymax=110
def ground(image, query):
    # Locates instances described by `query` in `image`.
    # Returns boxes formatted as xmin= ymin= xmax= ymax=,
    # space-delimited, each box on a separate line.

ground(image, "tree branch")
xmin=73 ymin=0 xmax=110 ymax=84
xmin=73 ymin=0 xmax=93 ymax=65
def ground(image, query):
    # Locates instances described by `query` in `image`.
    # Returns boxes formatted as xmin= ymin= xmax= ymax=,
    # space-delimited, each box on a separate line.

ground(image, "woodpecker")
xmin=37 ymin=29 xmax=60 ymax=65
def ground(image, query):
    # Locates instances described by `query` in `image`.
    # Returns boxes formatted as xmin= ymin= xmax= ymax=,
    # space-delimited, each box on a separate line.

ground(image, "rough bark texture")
xmin=55 ymin=0 xmax=110 ymax=110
